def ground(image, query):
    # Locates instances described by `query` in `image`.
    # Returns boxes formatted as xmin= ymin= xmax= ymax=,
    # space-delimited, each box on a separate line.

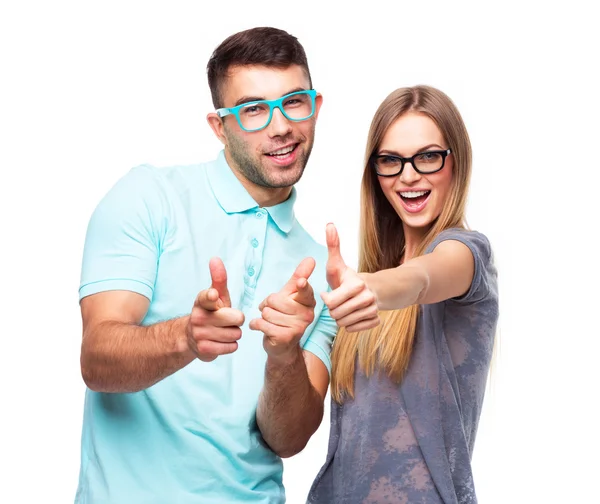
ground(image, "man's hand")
xmin=321 ymin=223 xmax=380 ymax=332
xmin=186 ymin=257 xmax=245 ymax=362
xmin=250 ymin=257 xmax=317 ymax=364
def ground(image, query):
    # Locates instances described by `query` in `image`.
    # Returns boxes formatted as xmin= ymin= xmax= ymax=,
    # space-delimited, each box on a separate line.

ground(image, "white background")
xmin=1 ymin=1 xmax=598 ymax=503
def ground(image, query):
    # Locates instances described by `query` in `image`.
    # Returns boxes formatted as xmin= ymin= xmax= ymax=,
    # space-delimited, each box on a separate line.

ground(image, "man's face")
xmin=208 ymin=65 xmax=322 ymax=190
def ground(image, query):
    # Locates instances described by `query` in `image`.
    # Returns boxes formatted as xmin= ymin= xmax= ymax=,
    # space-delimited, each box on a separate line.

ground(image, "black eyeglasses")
xmin=371 ymin=149 xmax=452 ymax=177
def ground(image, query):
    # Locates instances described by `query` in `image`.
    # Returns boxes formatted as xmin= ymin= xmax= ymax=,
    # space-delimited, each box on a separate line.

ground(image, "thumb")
xmin=209 ymin=257 xmax=231 ymax=307
xmin=283 ymin=257 xmax=316 ymax=295
xmin=293 ymin=276 xmax=316 ymax=308
xmin=326 ymin=223 xmax=345 ymax=289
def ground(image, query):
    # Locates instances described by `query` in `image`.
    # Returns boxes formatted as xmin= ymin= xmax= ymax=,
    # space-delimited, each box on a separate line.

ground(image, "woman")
xmin=309 ymin=85 xmax=499 ymax=503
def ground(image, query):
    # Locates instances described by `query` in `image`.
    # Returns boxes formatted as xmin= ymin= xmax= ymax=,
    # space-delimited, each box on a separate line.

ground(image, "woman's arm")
xmin=364 ymin=239 xmax=475 ymax=311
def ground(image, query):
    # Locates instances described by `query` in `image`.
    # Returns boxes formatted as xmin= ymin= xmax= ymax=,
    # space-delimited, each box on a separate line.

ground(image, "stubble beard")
xmin=225 ymin=127 xmax=315 ymax=189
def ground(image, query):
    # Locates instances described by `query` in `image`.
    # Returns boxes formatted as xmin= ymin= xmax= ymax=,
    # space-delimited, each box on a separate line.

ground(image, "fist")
xmin=250 ymin=257 xmax=316 ymax=364
xmin=187 ymin=257 xmax=245 ymax=362
xmin=321 ymin=223 xmax=380 ymax=333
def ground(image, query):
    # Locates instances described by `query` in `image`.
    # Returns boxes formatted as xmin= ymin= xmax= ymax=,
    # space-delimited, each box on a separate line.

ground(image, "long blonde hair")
xmin=331 ymin=85 xmax=473 ymax=403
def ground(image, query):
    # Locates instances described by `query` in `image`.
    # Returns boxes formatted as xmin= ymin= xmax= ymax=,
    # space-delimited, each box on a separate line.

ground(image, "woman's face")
xmin=376 ymin=112 xmax=454 ymax=232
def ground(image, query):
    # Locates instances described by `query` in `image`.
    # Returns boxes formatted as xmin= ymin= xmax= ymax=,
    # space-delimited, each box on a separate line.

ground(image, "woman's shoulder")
xmin=428 ymin=227 xmax=498 ymax=306
xmin=427 ymin=227 xmax=492 ymax=257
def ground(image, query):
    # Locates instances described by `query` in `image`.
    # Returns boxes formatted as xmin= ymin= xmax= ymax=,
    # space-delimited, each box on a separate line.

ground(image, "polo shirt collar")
xmin=207 ymin=150 xmax=296 ymax=234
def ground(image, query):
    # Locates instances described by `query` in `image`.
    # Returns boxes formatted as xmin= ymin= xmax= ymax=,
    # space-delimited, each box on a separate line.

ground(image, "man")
xmin=75 ymin=26 xmax=377 ymax=503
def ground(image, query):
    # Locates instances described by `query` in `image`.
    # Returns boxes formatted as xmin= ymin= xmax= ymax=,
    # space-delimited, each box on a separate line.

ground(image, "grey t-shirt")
xmin=307 ymin=229 xmax=499 ymax=504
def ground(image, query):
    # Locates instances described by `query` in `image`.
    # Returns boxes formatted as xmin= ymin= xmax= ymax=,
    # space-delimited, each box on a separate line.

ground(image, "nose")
xmin=399 ymin=161 xmax=422 ymax=184
xmin=267 ymin=107 xmax=293 ymax=137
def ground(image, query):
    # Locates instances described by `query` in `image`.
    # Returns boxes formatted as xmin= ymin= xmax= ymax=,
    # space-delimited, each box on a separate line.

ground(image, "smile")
xmin=264 ymin=143 xmax=299 ymax=166
xmin=265 ymin=144 xmax=298 ymax=157
xmin=397 ymin=190 xmax=431 ymax=213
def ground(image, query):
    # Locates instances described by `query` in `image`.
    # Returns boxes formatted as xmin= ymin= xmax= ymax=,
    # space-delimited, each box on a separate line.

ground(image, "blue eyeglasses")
xmin=216 ymin=89 xmax=317 ymax=132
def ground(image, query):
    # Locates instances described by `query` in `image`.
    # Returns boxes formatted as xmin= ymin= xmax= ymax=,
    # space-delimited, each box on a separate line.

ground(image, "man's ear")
xmin=313 ymin=93 xmax=324 ymax=120
xmin=207 ymin=113 xmax=227 ymax=145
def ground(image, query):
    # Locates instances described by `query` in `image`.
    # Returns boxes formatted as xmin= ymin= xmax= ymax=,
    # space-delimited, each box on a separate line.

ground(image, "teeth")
xmin=400 ymin=190 xmax=429 ymax=199
xmin=269 ymin=145 xmax=294 ymax=156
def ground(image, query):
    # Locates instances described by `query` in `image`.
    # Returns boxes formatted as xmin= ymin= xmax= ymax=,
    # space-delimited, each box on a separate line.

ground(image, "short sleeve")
xmin=427 ymin=228 xmax=497 ymax=305
xmin=301 ymin=301 xmax=337 ymax=375
xmin=79 ymin=165 xmax=168 ymax=302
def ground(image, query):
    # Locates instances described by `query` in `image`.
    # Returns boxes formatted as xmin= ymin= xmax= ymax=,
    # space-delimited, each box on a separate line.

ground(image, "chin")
xmin=401 ymin=214 xmax=436 ymax=230
xmin=271 ymin=167 xmax=304 ymax=187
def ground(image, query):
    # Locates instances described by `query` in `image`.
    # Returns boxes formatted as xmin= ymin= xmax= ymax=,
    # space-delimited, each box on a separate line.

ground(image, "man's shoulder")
xmin=117 ymin=159 xmax=212 ymax=199
xmin=131 ymin=160 xmax=209 ymax=183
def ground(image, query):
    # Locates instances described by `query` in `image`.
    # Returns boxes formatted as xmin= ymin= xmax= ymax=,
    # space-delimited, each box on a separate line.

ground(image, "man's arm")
xmin=81 ymin=257 xmax=244 ymax=393
xmin=250 ymin=257 xmax=332 ymax=458
xmin=80 ymin=290 xmax=194 ymax=393
xmin=256 ymin=349 xmax=329 ymax=458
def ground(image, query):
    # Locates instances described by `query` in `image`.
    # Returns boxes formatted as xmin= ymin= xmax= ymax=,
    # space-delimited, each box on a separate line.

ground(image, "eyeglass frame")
xmin=215 ymin=89 xmax=318 ymax=132
xmin=371 ymin=148 xmax=452 ymax=177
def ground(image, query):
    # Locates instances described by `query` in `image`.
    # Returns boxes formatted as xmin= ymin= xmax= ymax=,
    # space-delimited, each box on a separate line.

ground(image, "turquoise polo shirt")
xmin=76 ymin=150 xmax=336 ymax=503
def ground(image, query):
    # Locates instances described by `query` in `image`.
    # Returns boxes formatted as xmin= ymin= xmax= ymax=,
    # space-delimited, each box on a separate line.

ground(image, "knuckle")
xmin=190 ymin=309 xmax=205 ymax=325
xmin=225 ymin=342 xmax=238 ymax=354
xmin=303 ymin=309 xmax=315 ymax=324
xmin=359 ymin=291 xmax=374 ymax=308
xmin=198 ymin=354 xmax=217 ymax=363
xmin=261 ymin=307 xmax=273 ymax=321
xmin=192 ymin=326 xmax=207 ymax=341
xmin=196 ymin=340 xmax=213 ymax=355
xmin=367 ymin=291 xmax=377 ymax=305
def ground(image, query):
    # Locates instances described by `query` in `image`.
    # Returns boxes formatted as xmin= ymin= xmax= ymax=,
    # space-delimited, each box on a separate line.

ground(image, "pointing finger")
xmin=209 ymin=257 xmax=231 ymax=307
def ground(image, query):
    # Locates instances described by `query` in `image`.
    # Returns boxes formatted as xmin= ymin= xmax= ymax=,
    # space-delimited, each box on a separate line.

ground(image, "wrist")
xmin=175 ymin=316 xmax=195 ymax=360
xmin=265 ymin=344 xmax=303 ymax=370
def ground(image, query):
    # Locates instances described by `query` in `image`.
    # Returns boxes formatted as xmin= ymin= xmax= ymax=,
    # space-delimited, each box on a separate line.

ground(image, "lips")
xmin=397 ymin=189 xmax=431 ymax=213
xmin=264 ymin=143 xmax=299 ymax=166
xmin=265 ymin=143 xmax=298 ymax=156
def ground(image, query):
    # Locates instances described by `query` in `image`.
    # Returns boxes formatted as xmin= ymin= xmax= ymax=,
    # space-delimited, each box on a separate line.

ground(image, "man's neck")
xmin=243 ymin=179 xmax=292 ymax=208
xmin=225 ymin=152 xmax=293 ymax=208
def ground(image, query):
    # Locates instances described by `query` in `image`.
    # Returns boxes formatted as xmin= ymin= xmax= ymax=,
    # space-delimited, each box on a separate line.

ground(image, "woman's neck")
xmin=401 ymin=225 xmax=429 ymax=263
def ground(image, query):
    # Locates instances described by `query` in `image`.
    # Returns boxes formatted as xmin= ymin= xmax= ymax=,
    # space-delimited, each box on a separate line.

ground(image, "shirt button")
xmin=251 ymin=238 xmax=259 ymax=248
xmin=255 ymin=210 xmax=264 ymax=218
xmin=248 ymin=267 xmax=255 ymax=277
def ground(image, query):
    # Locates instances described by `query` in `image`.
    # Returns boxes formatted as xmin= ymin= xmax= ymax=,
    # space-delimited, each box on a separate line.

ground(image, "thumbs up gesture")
xmin=250 ymin=257 xmax=317 ymax=364
xmin=321 ymin=223 xmax=380 ymax=333
xmin=186 ymin=257 xmax=245 ymax=362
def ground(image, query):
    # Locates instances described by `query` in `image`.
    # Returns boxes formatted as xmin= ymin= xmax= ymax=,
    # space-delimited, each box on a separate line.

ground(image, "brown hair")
xmin=206 ymin=27 xmax=312 ymax=108
xmin=331 ymin=85 xmax=473 ymax=403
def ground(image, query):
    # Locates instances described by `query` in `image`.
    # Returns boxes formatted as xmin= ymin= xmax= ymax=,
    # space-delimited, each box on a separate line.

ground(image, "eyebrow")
xmin=233 ymin=87 xmax=309 ymax=107
xmin=378 ymin=144 xmax=444 ymax=156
